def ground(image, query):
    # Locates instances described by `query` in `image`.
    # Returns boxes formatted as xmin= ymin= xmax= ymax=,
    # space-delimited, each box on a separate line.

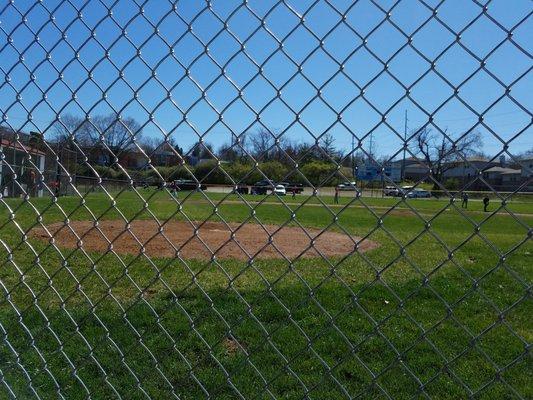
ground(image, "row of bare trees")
xmin=51 ymin=114 xmax=492 ymax=183
xmin=53 ymin=113 xmax=142 ymax=154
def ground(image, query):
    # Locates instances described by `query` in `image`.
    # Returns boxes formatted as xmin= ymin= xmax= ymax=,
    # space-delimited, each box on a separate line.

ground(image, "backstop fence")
xmin=0 ymin=1 xmax=531 ymax=399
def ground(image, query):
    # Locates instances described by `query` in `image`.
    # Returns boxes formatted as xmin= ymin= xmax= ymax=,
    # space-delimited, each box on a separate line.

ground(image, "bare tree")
xmin=410 ymin=127 xmax=482 ymax=185
xmin=516 ymin=147 xmax=533 ymax=160
xmin=53 ymin=113 xmax=141 ymax=154
xmin=319 ymin=133 xmax=338 ymax=160
xmin=189 ymin=141 xmax=214 ymax=159
xmin=51 ymin=114 xmax=93 ymax=147
xmin=90 ymin=114 xmax=141 ymax=154
xmin=218 ymin=133 xmax=248 ymax=162
xmin=249 ymin=128 xmax=287 ymax=160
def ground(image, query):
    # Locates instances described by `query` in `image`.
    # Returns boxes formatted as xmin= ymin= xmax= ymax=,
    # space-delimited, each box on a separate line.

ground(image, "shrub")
xmin=226 ymin=163 xmax=261 ymax=184
xmin=194 ymin=160 xmax=227 ymax=184
xmin=444 ymin=178 xmax=460 ymax=190
xmin=258 ymin=161 xmax=288 ymax=182
xmin=300 ymin=161 xmax=337 ymax=185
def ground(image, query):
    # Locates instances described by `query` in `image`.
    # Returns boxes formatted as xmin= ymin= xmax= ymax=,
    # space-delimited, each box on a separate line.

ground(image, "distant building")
xmin=151 ymin=145 xmax=181 ymax=167
xmin=518 ymin=158 xmax=533 ymax=179
xmin=186 ymin=155 xmax=215 ymax=167
xmin=483 ymin=166 xmax=521 ymax=185
xmin=390 ymin=157 xmax=429 ymax=182
xmin=357 ymin=160 xmax=401 ymax=182
xmin=119 ymin=150 xmax=147 ymax=169
xmin=442 ymin=157 xmax=498 ymax=182
xmin=0 ymin=128 xmax=48 ymax=198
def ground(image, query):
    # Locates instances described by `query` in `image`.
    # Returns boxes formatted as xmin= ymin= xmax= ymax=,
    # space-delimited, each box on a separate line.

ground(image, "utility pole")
xmin=401 ymin=110 xmax=408 ymax=182
xmin=368 ymin=133 xmax=374 ymax=162
xmin=351 ymin=135 xmax=355 ymax=178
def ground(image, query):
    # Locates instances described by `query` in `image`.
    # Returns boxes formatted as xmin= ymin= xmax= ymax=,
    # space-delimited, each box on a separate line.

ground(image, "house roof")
xmin=391 ymin=156 xmax=426 ymax=166
xmin=464 ymin=157 xmax=493 ymax=163
xmin=484 ymin=166 xmax=521 ymax=174
xmin=0 ymin=127 xmax=48 ymax=156
xmin=0 ymin=138 xmax=47 ymax=156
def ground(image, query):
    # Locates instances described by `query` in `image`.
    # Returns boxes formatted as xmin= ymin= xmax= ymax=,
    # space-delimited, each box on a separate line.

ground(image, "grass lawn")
xmin=0 ymin=188 xmax=531 ymax=399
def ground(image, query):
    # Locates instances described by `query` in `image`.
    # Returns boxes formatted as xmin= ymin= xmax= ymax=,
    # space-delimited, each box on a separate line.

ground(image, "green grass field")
xmin=0 ymin=189 xmax=531 ymax=399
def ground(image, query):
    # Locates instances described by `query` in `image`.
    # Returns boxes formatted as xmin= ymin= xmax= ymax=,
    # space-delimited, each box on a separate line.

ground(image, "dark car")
xmin=171 ymin=179 xmax=206 ymax=191
xmin=251 ymin=180 xmax=273 ymax=195
xmin=232 ymin=185 xmax=249 ymax=194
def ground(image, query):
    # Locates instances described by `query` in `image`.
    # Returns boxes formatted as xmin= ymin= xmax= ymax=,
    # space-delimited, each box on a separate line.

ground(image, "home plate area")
xmin=31 ymin=220 xmax=377 ymax=260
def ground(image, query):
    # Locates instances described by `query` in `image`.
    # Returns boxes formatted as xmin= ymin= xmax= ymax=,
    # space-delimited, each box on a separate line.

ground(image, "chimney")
xmin=499 ymin=155 xmax=506 ymax=167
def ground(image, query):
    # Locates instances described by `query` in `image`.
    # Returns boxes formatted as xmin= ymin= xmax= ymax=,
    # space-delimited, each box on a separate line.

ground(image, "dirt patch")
xmin=30 ymin=220 xmax=377 ymax=260
xmin=223 ymin=337 xmax=244 ymax=356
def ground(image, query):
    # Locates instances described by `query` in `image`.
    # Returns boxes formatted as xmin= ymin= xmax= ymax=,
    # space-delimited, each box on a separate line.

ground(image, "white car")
xmin=384 ymin=186 xmax=400 ymax=196
xmin=413 ymin=188 xmax=431 ymax=198
xmin=405 ymin=187 xmax=431 ymax=198
xmin=273 ymin=184 xmax=286 ymax=196
xmin=337 ymin=181 xmax=358 ymax=191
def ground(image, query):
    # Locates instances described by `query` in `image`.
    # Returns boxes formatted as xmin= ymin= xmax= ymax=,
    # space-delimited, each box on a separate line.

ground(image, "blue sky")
xmin=1 ymin=0 xmax=531 ymax=161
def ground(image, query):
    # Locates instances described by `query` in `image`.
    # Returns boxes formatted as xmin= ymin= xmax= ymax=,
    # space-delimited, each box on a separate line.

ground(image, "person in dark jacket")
xmin=483 ymin=196 xmax=490 ymax=212
xmin=461 ymin=192 xmax=469 ymax=209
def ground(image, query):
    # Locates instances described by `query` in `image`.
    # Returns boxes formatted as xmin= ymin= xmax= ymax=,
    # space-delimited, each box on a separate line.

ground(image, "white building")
xmin=442 ymin=157 xmax=498 ymax=180
xmin=0 ymin=137 xmax=47 ymax=198
xmin=518 ymin=158 xmax=533 ymax=179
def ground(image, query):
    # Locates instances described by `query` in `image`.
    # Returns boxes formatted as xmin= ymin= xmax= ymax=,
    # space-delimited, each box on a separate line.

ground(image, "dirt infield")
xmin=31 ymin=220 xmax=377 ymax=260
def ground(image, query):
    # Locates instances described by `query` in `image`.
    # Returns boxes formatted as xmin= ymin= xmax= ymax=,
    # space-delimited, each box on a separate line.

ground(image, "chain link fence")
xmin=0 ymin=0 xmax=531 ymax=399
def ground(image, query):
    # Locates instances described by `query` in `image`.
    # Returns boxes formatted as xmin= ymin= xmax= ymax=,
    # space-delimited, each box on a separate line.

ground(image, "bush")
xmin=225 ymin=163 xmax=261 ymax=184
xmin=258 ymin=161 xmax=288 ymax=182
xmin=444 ymin=178 xmax=460 ymax=190
xmin=300 ymin=161 xmax=337 ymax=186
xmin=194 ymin=160 xmax=227 ymax=184
xmin=147 ymin=166 xmax=192 ymax=181
xmin=91 ymin=165 xmax=119 ymax=179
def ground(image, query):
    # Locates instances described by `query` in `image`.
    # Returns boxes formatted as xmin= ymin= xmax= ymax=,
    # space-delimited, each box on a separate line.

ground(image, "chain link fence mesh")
xmin=0 ymin=0 xmax=531 ymax=399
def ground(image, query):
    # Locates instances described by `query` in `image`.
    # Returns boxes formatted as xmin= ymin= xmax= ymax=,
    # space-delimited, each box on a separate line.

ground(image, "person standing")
xmin=483 ymin=195 xmax=490 ymax=212
xmin=334 ymin=186 xmax=339 ymax=204
xmin=51 ymin=179 xmax=60 ymax=197
xmin=2 ymin=172 xmax=13 ymax=198
xmin=28 ymin=169 xmax=37 ymax=197
xmin=461 ymin=192 xmax=469 ymax=209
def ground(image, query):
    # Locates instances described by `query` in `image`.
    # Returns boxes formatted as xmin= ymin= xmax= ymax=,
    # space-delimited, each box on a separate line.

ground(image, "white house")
xmin=443 ymin=157 xmax=498 ymax=180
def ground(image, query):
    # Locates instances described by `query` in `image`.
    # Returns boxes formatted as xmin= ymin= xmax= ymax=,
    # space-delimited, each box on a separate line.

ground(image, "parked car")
xmin=383 ymin=186 xmax=400 ymax=196
xmin=404 ymin=187 xmax=431 ymax=198
xmin=251 ymin=180 xmax=272 ymax=195
xmin=399 ymin=185 xmax=414 ymax=197
xmin=278 ymin=182 xmax=304 ymax=194
xmin=412 ymin=188 xmax=431 ymax=198
xmin=273 ymin=184 xmax=286 ymax=196
xmin=171 ymin=179 xmax=206 ymax=191
xmin=337 ymin=181 xmax=357 ymax=191
xmin=232 ymin=185 xmax=249 ymax=194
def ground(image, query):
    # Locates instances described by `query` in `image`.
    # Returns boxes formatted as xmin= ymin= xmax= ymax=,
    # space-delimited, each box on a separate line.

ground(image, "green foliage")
xmin=193 ymin=160 xmax=227 ymax=184
xmin=225 ymin=162 xmax=261 ymax=184
xmin=91 ymin=165 xmax=120 ymax=179
xmin=73 ymin=158 xmax=356 ymax=186
xmin=300 ymin=161 xmax=337 ymax=185
xmin=444 ymin=178 xmax=460 ymax=190
xmin=148 ymin=166 xmax=191 ymax=181
xmin=258 ymin=161 xmax=288 ymax=182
